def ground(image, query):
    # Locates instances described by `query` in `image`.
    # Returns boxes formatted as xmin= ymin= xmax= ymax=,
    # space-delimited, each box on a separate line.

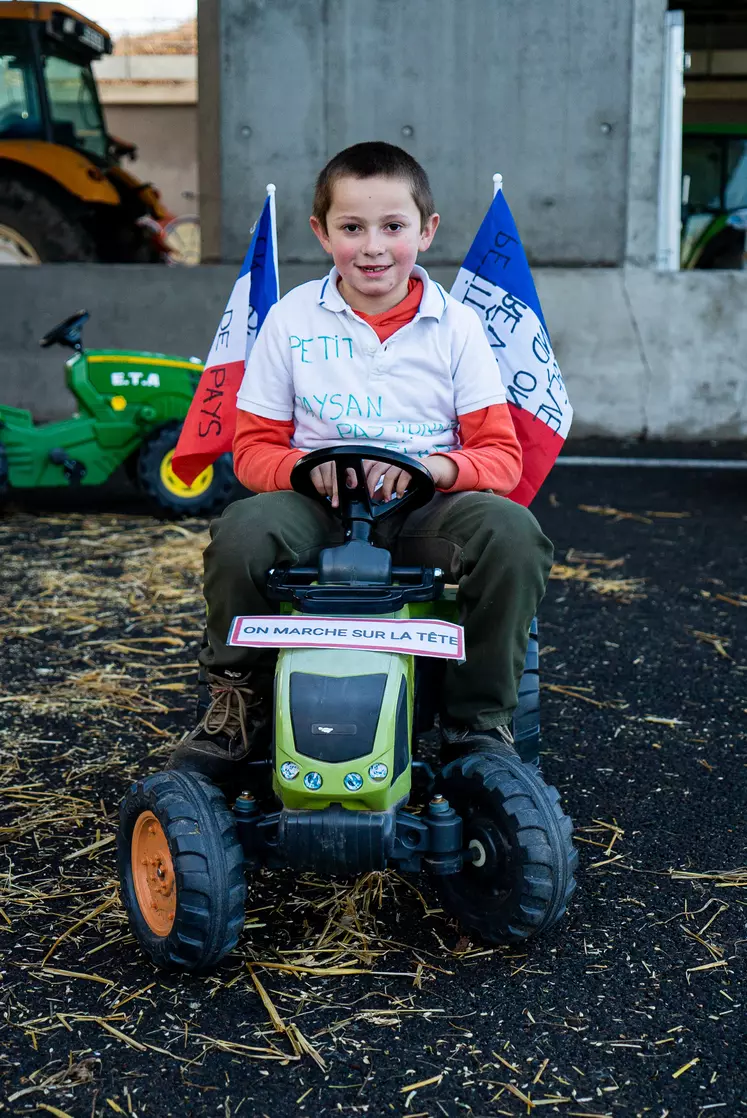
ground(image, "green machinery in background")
xmin=682 ymin=124 xmax=747 ymax=269
xmin=0 ymin=310 xmax=237 ymax=515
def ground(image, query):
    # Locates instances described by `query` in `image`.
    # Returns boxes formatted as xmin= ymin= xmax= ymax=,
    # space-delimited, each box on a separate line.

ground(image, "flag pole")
xmin=492 ymin=173 xmax=503 ymax=198
xmin=266 ymin=183 xmax=279 ymax=289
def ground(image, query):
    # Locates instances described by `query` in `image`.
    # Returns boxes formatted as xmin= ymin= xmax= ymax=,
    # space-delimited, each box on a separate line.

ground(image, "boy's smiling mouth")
xmin=357 ymin=264 xmax=391 ymax=275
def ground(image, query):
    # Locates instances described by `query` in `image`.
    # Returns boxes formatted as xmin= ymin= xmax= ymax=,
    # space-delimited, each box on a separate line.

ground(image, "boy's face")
xmin=310 ymin=174 xmax=439 ymax=314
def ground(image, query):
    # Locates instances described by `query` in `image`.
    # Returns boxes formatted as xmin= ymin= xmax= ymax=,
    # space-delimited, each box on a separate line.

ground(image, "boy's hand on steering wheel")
xmin=309 ymin=459 xmax=412 ymax=506
xmin=309 ymin=462 xmax=357 ymax=508
xmin=363 ymin=460 xmax=412 ymax=502
xmin=309 ymin=455 xmax=455 ymax=507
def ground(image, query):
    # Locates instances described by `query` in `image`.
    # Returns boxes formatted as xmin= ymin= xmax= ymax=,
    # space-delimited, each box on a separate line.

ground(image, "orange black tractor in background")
xmin=0 ymin=3 xmax=178 ymax=263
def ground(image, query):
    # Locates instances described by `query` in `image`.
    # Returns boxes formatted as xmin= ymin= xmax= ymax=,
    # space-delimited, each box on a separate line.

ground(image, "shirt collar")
xmin=318 ymin=263 xmax=447 ymax=320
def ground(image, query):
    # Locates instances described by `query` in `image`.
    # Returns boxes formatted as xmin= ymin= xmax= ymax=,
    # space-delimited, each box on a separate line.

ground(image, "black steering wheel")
xmin=39 ymin=310 xmax=90 ymax=352
xmin=291 ymin=445 xmax=435 ymax=526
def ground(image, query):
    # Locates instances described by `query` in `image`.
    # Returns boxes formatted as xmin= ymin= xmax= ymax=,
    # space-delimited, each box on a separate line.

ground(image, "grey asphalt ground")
xmin=0 ymin=458 xmax=745 ymax=1118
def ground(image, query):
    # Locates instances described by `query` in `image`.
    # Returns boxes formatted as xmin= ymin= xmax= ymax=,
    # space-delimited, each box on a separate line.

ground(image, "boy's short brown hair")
xmin=312 ymin=141 xmax=435 ymax=233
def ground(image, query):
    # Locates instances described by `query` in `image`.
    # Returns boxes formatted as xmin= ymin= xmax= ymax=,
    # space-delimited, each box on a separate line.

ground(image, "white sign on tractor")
xmin=228 ymin=615 xmax=465 ymax=660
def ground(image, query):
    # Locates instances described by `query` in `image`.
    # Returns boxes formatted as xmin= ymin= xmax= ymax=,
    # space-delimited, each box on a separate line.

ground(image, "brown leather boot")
xmin=440 ymin=719 xmax=541 ymax=770
xmin=166 ymin=671 xmax=270 ymax=788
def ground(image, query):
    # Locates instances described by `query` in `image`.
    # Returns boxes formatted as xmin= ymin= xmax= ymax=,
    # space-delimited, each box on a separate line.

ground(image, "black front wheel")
xmin=136 ymin=422 xmax=240 ymax=516
xmin=117 ymin=770 xmax=247 ymax=971
xmin=435 ymin=752 xmax=577 ymax=943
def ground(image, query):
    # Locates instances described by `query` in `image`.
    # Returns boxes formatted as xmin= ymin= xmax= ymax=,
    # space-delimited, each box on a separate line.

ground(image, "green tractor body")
xmin=273 ymin=637 xmax=414 ymax=812
xmin=1 ymin=311 xmax=238 ymax=514
xmin=271 ymin=593 xmax=470 ymax=813
xmin=1 ymin=348 xmax=201 ymax=487
xmin=117 ymin=446 xmax=579 ymax=972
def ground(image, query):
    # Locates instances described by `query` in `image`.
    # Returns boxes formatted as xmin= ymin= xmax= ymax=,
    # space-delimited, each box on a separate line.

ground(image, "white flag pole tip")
xmin=266 ymin=183 xmax=276 ymax=194
xmin=492 ymin=173 xmax=503 ymax=197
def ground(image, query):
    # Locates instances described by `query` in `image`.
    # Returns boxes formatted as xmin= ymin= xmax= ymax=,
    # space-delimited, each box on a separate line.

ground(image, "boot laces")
xmin=492 ymin=723 xmax=515 ymax=746
xmin=443 ymin=721 xmax=514 ymax=745
xmin=202 ymin=677 xmax=261 ymax=753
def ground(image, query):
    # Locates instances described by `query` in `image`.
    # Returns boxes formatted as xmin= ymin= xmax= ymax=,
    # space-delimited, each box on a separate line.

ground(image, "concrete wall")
xmin=535 ymin=267 xmax=747 ymax=439
xmin=625 ymin=0 xmax=666 ymax=269
xmin=1 ymin=0 xmax=741 ymax=443
xmin=202 ymin=0 xmax=635 ymax=267
xmin=94 ymin=55 xmax=198 ymax=105
xmin=3 ymin=265 xmax=745 ymax=439
xmin=0 ymin=266 xmax=235 ymax=421
xmin=95 ymin=55 xmax=199 ymax=220
xmin=104 ymin=105 xmax=198 ymax=218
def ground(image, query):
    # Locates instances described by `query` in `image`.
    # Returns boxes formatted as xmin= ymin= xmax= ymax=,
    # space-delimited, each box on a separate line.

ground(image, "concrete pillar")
xmin=197 ymin=0 xmax=222 ymax=263
xmin=203 ymin=0 xmax=637 ymax=268
xmin=625 ymin=0 xmax=668 ymax=266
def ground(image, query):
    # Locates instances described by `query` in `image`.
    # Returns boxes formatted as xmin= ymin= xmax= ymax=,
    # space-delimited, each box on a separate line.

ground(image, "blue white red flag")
xmin=451 ymin=184 xmax=572 ymax=506
xmin=171 ymin=187 xmax=279 ymax=486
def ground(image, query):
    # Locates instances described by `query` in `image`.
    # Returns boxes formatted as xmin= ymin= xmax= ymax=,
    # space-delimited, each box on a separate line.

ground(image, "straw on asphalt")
xmin=0 ymin=461 xmax=745 ymax=1116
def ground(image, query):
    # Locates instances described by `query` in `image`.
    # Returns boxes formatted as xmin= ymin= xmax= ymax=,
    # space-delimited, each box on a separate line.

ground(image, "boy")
xmin=168 ymin=142 xmax=553 ymax=785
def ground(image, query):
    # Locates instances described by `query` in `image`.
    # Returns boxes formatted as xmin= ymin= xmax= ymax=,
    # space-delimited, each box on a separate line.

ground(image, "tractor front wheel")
xmin=435 ymin=752 xmax=577 ymax=944
xmin=137 ymin=422 xmax=239 ymax=516
xmin=117 ymin=770 xmax=246 ymax=971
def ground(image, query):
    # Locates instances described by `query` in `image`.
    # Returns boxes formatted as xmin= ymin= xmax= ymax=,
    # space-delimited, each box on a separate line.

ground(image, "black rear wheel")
xmin=137 ymin=422 xmax=240 ymax=516
xmin=435 ymin=752 xmax=577 ymax=943
xmin=117 ymin=770 xmax=246 ymax=971
xmin=0 ymin=175 xmax=98 ymax=263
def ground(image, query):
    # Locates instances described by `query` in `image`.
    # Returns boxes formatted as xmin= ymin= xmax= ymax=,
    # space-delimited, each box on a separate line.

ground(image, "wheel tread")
xmin=435 ymin=752 xmax=577 ymax=945
xmin=117 ymin=769 xmax=247 ymax=972
xmin=137 ymin=422 xmax=239 ymax=516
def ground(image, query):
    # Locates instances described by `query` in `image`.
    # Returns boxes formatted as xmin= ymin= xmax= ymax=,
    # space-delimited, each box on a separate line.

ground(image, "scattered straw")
xmin=550 ymin=549 xmax=645 ymax=601
xmin=670 ymin=867 xmax=747 ymax=888
xmin=247 ymin=965 xmax=326 ymax=1069
xmin=689 ymin=630 xmax=733 ymax=659
xmin=0 ymin=507 xmax=740 ymax=1117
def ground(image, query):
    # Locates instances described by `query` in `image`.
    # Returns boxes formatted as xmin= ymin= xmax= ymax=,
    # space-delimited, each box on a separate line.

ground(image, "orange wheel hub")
xmin=131 ymin=811 xmax=176 ymax=936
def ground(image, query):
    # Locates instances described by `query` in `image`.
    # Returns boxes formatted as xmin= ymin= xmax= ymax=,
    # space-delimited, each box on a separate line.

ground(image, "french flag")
xmin=451 ymin=178 xmax=572 ymax=506
xmin=171 ymin=186 xmax=279 ymax=486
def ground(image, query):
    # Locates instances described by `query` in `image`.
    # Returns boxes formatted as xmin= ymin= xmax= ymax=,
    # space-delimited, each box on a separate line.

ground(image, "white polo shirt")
xmin=236 ymin=264 xmax=506 ymax=459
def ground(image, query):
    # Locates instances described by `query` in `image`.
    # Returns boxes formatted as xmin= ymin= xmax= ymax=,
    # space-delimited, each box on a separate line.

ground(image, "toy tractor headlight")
xmin=280 ymin=761 xmax=300 ymax=781
xmin=303 ymin=772 xmax=323 ymax=791
xmin=368 ymin=763 xmax=388 ymax=782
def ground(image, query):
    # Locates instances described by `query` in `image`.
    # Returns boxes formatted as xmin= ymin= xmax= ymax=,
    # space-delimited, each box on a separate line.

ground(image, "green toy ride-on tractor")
xmin=0 ymin=310 xmax=237 ymax=516
xmin=118 ymin=448 xmax=577 ymax=969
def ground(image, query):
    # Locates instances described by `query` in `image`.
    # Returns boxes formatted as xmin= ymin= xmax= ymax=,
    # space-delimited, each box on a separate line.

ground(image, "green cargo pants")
xmin=200 ymin=490 xmax=553 ymax=730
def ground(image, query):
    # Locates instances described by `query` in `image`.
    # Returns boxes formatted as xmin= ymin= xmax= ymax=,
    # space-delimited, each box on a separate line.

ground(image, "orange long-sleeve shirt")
xmin=233 ymin=404 xmax=521 ymax=494
xmin=233 ymin=277 xmax=523 ymax=495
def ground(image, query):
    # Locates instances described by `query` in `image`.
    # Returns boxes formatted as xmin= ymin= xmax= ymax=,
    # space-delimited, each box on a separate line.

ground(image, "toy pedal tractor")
xmin=118 ymin=448 xmax=577 ymax=970
xmin=0 ymin=310 xmax=237 ymax=516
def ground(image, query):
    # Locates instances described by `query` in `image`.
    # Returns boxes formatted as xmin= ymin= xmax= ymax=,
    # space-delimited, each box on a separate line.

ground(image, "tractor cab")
xmin=0 ymin=3 xmax=180 ymax=263
xmin=0 ymin=5 xmax=112 ymax=161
